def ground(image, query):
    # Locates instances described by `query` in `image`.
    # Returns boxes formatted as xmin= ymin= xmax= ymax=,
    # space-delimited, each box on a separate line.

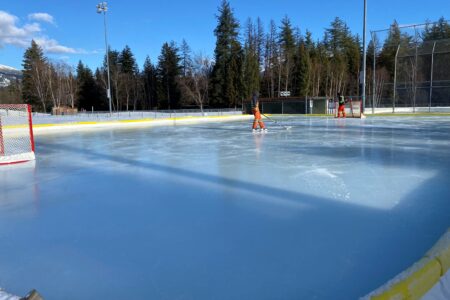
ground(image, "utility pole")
xmin=362 ymin=0 xmax=367 ymax=114
xmin=97 ymin=2 xmax=112 ymax=114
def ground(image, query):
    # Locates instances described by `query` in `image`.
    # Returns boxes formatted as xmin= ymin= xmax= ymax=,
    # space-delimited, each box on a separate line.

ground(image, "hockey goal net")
xmin=0 ymin=104 xmax=35 ymax=165
xmin=333 ymin=98 xmax=363 ymax=118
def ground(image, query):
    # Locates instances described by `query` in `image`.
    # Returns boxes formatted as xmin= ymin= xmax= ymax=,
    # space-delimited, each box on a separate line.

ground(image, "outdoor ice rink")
xmin=1 ymin=116 xmax=450 ymax=299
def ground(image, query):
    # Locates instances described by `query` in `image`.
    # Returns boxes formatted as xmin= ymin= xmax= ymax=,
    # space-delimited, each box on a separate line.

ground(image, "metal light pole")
xmin=97 ymin=2 xmax=112 ymax=114
xmin=362 ymin=0 xmax=367 ymax=114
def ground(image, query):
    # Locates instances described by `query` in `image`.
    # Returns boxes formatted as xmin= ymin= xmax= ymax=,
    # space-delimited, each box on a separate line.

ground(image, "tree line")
xmin=2 ymin=0 xmax=449 ymax=112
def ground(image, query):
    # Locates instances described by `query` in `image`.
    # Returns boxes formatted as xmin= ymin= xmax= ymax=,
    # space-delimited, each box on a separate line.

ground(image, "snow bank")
xmin=0 ymin=289 xmax=20 ymax=300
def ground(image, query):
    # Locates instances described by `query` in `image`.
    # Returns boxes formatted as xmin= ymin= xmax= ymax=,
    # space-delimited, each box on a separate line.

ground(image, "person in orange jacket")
xmin=251 ymin=92 xmax=267 ymax=132
xmin=337 ymin=92 xmax=346 ymax=118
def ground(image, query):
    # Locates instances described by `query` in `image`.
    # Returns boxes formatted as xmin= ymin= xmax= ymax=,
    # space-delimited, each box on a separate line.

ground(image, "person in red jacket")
xmin=251 ymin=92 xmax=267 ymax=132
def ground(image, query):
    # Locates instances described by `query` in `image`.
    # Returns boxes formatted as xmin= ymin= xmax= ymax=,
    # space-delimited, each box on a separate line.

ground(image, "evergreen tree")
xmin=76 ymin=61 xmax=103 ymax=111
xmin=304 ymin=30 xmax=315 ymax=52
xmin=255 ymin=18 xmax=265 ymax=67
xmin=142 ymin=56 xmax=158 ymax=110
xmin=292 ymin=42 xmax=311 ymax=96
xmin=324 ymin=17 xmax=351 ymax=54
xmin=262 ymin=20 xmax=279 ymax=98
xmin=279 ymin=16 xmax=296 ymax=93
xmin=322 ymin=17 xmax=361 ymax=96
xmin=118 ymin=45 xmax=138 ymax=74
xmin=103 ymin=49 xmax=121 ymax=110
xmin=366 ymin=37 xmax=379 ymax=72
xmin=345 ymin=34 xmax=361 ymax=95
xmin=423 ymin=17 xmax=450 ymax=41
xmin=94 ymin=68 xmax=107 ymax=108
xmin=180 ymin=39 xmax=193 ymax=77
xmin=118 ymin=45 xmax=138 ymax=110
xmin=379 ymin=21 xmax=412 ymax=79
xmin=22 ymin=40 xmax=48 ymax=111
xmin=243 ymin=18 xmax=261 ymax=99
xmin=228 ymin=40 xmax=244 ymax=107
xmin=157 ymin=42 xmax=182 ymax=109
xmin=210 ymin=0 xmax=243 ymax=107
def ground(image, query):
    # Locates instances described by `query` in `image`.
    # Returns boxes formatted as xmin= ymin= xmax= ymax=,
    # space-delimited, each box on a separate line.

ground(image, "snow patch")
xmin=309 ymin=167 xmax=338 ymax=178
xmin=0 ymin=64 xmax=18 ymax=72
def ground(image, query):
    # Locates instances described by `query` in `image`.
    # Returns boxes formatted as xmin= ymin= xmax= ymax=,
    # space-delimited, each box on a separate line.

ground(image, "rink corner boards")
xmin=362 ymin=228 xmax=450 ymax=300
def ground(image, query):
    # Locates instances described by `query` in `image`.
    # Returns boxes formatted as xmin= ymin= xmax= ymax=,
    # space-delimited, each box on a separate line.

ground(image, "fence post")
xmin=393 ymin=44 xmax=400 ymax=113
xmin=413 ymin=25 xmax=419 ymax=113
xmin=305 ymin=96 xmax=307 ymax=114
xmin=429 ymin=41 xmax=436 ymax=113
xmin=372 ymin=31 xmax=376 ymax=114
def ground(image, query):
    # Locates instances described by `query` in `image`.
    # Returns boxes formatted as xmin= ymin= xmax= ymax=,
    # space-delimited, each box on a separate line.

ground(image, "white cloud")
xmin=28 ymin=13 xmax=55 ymax=25
xmin=33 ymin=37 xmax=77 ymax=54
xmin=0 ymin=10 xmax=81 ymax=54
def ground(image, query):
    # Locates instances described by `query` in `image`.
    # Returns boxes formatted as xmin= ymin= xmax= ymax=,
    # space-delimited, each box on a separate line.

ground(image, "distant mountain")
xmin=0 ymin=64 xmax=22 ymax=88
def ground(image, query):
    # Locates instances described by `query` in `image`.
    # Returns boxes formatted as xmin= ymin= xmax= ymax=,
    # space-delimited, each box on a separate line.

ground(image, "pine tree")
xmin=324 ymin=17 xmax=350 ymax=54
xmin=262 ymin=20 xmax=279 ymax=98
xmin=210 ymin=0 xmax=243 ymax=107
xmin=379 ymin=21 xmax=412 ymax=79
xmin=423 ymin=17 xmax=450 ymax=41
xmin=323 ymin=17 xmax=361 ymax=96
xmin=157 ymin=42 xmax=182 ymax=109
xmin=304 ymin=30 xmax=315 ymax=53
xmin=94 ymin=68 xmax=108 ymax=108
xmin=228 ymin=40 xmax=244 ymax=107
xmin=243 ymin=18 xmax=261 ymax=99
xmin=279 ymin=16 xmax=296 ymax=93
xmin=76 ymin=61 xmax=103 ymax=111
xmin=345 ymin=34 xmax=361 ymax=95
xmin=118 ymin=45 xmax=138 ymax=74
xmin=292 ymin=42 xmax=311 ymax=96
xmin=103 ymin=49 xmax=120 ymax=110
xmin=22 ymin=40 xmax=48 ymax=111
xmin=142 ymin=56 xmax=158 ymax=110
xmin=180 ymin=39 xmax=193 ymax=77
xmin=255 ymin=18 xmax=265 ymax=67
xmin=366 ymin=37 xmax=379 ymax=72
xmin=118 ymin=46 xmax=138 ymax=110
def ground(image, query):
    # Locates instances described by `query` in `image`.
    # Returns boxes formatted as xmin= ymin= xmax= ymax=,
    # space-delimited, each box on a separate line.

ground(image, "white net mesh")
xmin=0 ymin=104 xmax=35 ymax=165
xmin=333 ymin=99 xmax=363 ymax=118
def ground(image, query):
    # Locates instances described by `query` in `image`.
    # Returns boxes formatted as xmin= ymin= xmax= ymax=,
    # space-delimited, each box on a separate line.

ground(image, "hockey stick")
xmin=262 ymin=113 xmax=292 ymax=130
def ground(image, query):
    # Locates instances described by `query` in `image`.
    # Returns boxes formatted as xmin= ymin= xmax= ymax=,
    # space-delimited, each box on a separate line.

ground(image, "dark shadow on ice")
xmin=38 ymin=142 xmax=374 ymax=213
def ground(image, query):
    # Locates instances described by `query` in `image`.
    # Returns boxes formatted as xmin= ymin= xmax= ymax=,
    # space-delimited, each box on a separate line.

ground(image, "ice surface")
xmin=0 ymin=116 xmax=449 ymax=299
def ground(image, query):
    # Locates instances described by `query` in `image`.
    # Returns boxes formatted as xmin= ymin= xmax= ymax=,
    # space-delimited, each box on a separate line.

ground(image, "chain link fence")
xmin=370 ymin=22 xmax=450 ymax=113
xmin=243 ymin=97 xmax=349 ymax=115
xmin=31 ymin=108 xmax=243 ymax=125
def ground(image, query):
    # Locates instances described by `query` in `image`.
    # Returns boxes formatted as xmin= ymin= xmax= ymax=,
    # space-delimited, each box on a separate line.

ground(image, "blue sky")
xmin=0 ymin=0 xmax=448 ymax=71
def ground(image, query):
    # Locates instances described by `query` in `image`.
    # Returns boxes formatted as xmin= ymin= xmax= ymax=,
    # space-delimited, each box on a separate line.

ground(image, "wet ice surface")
xmin=0 ymin=116 xmax=450 ymax=300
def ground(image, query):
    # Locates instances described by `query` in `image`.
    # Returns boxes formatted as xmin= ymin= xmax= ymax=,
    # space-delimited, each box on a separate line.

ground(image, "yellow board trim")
xmin=371 ymin=259 xmax=441 ymax=300
xmin=369 ymin=228 xmax=450 ymax=299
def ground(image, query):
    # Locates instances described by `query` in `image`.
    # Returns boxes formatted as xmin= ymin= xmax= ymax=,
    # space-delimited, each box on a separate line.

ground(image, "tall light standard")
xmin=97 ymin=2 xmax=112 ymax=114
xmin=362 ymin=0 xmax=367 ymax=114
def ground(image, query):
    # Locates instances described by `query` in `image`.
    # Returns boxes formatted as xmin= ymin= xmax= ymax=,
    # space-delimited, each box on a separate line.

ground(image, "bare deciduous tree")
xmin=178 ymin=53 xmax=212 ymax=111
xmin=31 ymin=59 xmax=48 ymax=112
